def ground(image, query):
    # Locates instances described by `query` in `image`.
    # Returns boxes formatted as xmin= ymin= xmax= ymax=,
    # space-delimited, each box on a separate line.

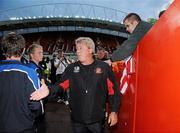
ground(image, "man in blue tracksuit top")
xmin=0 ymin=32 xmax=46 ymax=133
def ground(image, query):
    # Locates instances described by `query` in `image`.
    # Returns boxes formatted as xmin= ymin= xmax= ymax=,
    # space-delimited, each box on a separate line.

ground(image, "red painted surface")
xmin=135 ymin=0 xmax=180 ymax=132
xmin=114 ymin=0 xmax=180 ymax=132
xmin=113 ymin=53 xmax=138 ymax=133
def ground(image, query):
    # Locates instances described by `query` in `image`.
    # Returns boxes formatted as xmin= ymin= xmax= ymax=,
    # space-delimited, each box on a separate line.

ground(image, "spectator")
xmin=106 ymin=13 xmax=152 ymax=65
xmin=54 ymin=49 xmax=70 ymax=81
xmin=54 ymin=49 xmax=70 ymax=105
xmin=0 ymin=32 xmax=45 ymax=133
xmin=96 ymin=47 xmax=109 ymax=61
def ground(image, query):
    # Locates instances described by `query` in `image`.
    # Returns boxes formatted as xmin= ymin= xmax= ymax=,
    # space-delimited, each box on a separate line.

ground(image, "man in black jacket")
xmin=106 ymin=13 xmax=152 ymax=64
xmin=31 ymin=37 xmax=120 ymax=133
xmin=0 ymin=32 xmax=48 ymax=133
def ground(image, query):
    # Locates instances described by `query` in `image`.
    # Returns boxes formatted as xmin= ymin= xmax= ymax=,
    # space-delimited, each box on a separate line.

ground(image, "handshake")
xmin=30 ymin=79 xmax=49 ymax=101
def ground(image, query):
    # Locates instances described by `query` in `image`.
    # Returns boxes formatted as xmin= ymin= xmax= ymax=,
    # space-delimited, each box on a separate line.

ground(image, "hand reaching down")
xmin=108 ymin=112 xmax=118 ymax=126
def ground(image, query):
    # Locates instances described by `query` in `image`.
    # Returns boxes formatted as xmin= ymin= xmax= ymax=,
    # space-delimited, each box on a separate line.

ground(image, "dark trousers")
xmin=71 ymin=121 xmax=105 ymax=133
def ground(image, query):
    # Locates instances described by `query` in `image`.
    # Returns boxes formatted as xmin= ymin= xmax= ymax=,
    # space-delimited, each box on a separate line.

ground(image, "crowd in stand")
xmin=23 ymin=32 xmax=120 ymax=55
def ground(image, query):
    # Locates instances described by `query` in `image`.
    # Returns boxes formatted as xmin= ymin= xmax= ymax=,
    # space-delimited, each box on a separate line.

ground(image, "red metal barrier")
xmin=114 ymin=0 xmax=180 ymax=132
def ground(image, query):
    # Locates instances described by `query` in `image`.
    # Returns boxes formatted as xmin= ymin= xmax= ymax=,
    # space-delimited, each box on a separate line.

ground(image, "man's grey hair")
xmin=75 ymin=37 xmax=95 ymax=53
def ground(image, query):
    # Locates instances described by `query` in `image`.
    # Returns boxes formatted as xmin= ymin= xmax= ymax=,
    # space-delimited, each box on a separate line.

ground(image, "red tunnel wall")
xmin=114 ymin=0 xmax=180 ymax=132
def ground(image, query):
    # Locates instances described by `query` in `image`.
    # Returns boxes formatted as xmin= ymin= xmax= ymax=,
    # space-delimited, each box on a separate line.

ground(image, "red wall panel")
xmin=113 ymin=52 xmax=138 ymax=133
xmin=135 ymin=0 xmax=180 ymax=132
xmin=114 ymin=0 xmax=180 ymax=132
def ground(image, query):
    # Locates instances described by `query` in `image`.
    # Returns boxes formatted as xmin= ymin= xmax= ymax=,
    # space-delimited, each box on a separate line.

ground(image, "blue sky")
xmin=0 ymin=0 xmax=174 ymax=20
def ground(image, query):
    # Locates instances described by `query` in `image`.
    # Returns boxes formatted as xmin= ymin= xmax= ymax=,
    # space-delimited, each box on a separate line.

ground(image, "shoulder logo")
xmin=74 ymin=66 xmax=80 ymax=73
xmin=95 ymin=67 xmax=102 ymax=74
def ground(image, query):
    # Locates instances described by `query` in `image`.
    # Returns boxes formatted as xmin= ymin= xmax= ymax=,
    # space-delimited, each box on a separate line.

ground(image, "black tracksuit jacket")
xmin=0 ymin=60 xmax=43 ymax=132
xmin=52 ymin=60 xmax=120 ymax=124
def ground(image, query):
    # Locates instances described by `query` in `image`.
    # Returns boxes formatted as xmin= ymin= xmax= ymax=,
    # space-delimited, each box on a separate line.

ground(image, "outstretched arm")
xmin=111 ymin=21 xmax=152 ymax=62
xmin=30 ymin=64 xmax=72 ymax=101
xmin=110 ymin=34 xmax=138 ymax=62
xmin=30 ymin=82 xmax=49 ymax=101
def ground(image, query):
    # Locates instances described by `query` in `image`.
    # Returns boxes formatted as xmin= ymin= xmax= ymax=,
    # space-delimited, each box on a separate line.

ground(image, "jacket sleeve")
xmin=106 ymin=64 xmax=121 ymax=112
xmin=110 ymin=33 xmax=139 ymax=61
xmin=49 ymin=64 xmax=72 ymax=97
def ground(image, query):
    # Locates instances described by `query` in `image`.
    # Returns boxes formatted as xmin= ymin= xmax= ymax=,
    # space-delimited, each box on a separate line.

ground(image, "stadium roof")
xmin=0 ymin=3 xmax=127 ymax=22
xmin=0 ymin=3 xmax=128 ymax=38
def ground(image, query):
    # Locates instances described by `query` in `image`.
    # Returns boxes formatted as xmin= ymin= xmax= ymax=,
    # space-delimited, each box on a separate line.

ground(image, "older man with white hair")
xmin=31 ymin=37 xmax=120 ymax=133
